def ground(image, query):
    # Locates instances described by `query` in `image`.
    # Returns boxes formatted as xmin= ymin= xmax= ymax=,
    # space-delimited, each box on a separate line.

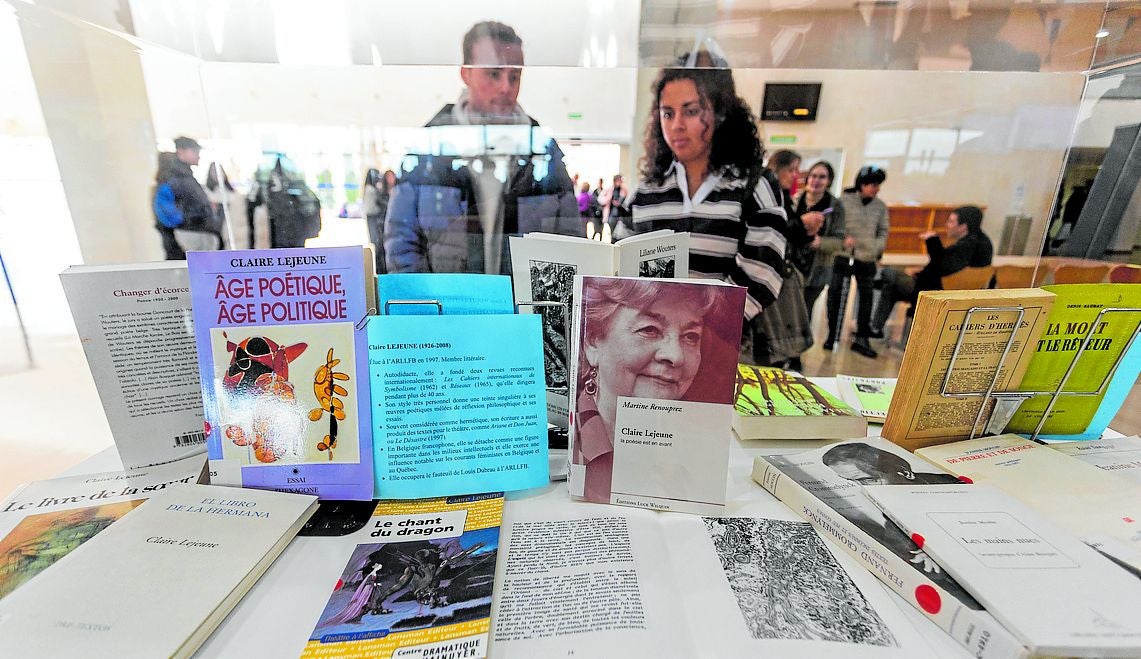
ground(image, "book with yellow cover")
xmin=301 ymin=494 xmax=503 ymax=659
xmin=1005 ymin=284 xmax=1141 ymax=436
xmin=916 ymin=434 xmax=1141 ymax=575
xmin=881 ymin=288 xmax=1054 ymax=451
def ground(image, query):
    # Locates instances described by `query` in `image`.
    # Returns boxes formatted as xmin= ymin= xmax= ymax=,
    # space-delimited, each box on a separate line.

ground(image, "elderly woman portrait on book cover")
xmin=571 ymin=277 xmax=741 ymax=503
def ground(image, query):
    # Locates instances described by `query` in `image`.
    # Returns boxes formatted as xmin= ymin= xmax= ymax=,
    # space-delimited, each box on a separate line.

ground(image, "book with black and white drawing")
xmin=864 ymin=483 xmax=1141 ymax=657
xmin=0 ymin=483 xmax=318 ymax=659
xmin=751 ymin=439 xmax=1027 ymax=659
xmin=509 ymin=230 xmax=688 ymax=427
xmin=488 ymin=492 xmax=933 ymax=659
xmin=0 ymin=455 xmax=206 ymax=601
xmin=60 ymin=261 xmax=205 ymax=469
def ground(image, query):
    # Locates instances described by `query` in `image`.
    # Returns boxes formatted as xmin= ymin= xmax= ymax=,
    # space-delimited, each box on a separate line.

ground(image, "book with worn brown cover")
xmin=881 ymin=288 xmax=1054 ymax=451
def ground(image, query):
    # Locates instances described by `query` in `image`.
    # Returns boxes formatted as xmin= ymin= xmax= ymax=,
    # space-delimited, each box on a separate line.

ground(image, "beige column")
xmin=16 ymin=4 xmax=161 ymax=264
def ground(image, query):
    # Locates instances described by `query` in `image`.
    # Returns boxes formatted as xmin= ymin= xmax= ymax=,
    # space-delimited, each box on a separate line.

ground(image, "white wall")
xmin=632 ymin=67 xmax=1085 ymax=253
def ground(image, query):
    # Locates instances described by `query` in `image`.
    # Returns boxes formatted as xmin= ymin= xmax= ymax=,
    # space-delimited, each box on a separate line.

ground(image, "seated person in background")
xmin=870 ymin=205 xmax=993 ymax=338
xmin=384 ymin=21 xmax=580 ymax=275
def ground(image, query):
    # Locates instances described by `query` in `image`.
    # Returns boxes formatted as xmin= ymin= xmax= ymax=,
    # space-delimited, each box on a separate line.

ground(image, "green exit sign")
xmin=567 ymin=112 xmax=583 ymax=120
xmin=770 ymin=134 xmax=797 ymax=144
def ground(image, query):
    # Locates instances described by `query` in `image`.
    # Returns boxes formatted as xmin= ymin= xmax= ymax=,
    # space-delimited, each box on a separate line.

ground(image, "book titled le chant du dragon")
xmin=187 ymin=248 xmax=373 ymax=500
xmin=0 ymin=483 xmax=318 ymax=659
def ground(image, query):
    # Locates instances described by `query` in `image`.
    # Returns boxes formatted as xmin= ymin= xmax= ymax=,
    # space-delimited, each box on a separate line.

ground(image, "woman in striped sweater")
xmin=615 ymin=52 xmax=788 ymax=326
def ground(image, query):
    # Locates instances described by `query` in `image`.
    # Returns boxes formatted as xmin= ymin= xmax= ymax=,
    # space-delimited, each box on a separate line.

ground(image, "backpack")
xmin=153 ymin=182 xmax=184 ymax=228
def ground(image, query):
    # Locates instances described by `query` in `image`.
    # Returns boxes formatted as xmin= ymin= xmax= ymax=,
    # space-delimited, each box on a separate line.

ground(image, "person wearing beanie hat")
xmin=825 ymin=165 xmax=889 ymax=358
xmin=869 ymin=204 xmax=994 ymax=337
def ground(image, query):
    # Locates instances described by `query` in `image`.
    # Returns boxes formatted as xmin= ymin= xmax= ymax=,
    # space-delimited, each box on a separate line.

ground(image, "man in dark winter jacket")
xmin=383 ymin=21 xmax=581 ymax=275
xmin=870 ymin=205 xmax=993 ymax=336
xmin=154 ymin=136 xmax=221 ymax=259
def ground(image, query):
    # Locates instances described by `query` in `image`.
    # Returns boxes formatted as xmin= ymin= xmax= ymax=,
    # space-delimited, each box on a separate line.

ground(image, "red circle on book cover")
xmin=204 ymin=421 xmax=212 ymax=436
xmin=915 ymin=585 xmax=941 ymax=614
xmin=911 ymin=533 xmax=925 ymax=549
xmin=958 ymin=476 xmax=974 ymax=484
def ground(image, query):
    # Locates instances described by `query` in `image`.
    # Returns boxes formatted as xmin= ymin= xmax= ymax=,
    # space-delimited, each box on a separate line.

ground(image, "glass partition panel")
xmin=4 ymin=0 xmax=1126 ymax=383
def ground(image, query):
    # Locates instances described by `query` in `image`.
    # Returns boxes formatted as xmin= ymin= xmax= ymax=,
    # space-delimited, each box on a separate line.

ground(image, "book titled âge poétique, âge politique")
xmin=188 ymin=247 xmax=374 ymax=500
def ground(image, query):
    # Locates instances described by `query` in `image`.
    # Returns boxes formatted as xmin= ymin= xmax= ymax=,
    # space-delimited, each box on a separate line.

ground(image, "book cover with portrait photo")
xmin=567 ymin=275 xmax=744 ymax=514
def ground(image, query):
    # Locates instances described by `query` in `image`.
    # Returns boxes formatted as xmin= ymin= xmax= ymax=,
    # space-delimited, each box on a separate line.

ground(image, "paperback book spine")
xmin=752 ymin=457 xmax=1026 ymax=659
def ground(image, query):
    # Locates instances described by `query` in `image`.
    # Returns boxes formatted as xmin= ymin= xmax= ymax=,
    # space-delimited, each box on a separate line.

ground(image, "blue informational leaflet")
xmin=377 ymin=273 xmax=515 ymax=315
xmin=368 ymin=313 xmax=549 ymax=498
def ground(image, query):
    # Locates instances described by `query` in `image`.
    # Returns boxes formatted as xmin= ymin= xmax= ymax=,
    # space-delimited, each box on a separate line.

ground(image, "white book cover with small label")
xmin=1051 ymin=436 xmax=1141 ymax=486
xmin=863 ymin=484 xmax=1141 ymax=658
xmin=0 ymin=483 xmax=317 ymax=659
xmin=61 ymin=262 xmax=206 ymax=469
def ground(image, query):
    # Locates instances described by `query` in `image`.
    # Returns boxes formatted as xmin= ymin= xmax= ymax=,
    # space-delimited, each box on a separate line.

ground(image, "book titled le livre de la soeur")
xmin=0 ymin=483 xmax=318 ymax=659
xmin=751 ymin=439 xmax=1027 ymax=659
xmin=509 ymin=230 xmax=689 ymax=428
xmin=567 ymin=275 xmax=745 ymax=515
xmin=0 ymin=454 xmax=205 ymax=602
xmin=881 ymin=288 xmax=1054 ymax=452
xmin=187 ymin=247 xmax=373 ymax=500
xmin=61 ymin=261 xmax=206 ymax=469
xmin=733 ymin=365 xmax=867 ymax=441
xmin=864 ymin=484 xmax=1141 ymax=658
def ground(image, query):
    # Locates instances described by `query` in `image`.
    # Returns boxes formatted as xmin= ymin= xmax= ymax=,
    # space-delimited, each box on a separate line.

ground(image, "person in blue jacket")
xmin=383 ymin=21 xmax=581 ymax=275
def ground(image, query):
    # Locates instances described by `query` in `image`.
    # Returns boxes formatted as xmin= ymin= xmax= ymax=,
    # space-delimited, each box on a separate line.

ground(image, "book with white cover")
xmin=509 ymin=230 xmax=688 ymax=427
xmin=864 ymin=484 xmax=1141 ymax=657
xmin=752 ymin=439 xmax=1027 ymax=659
xmin=60 ymin=262 xmax=206 ymax=469
xmin=0 ymin=483 xmax=318 ymax=659
xmin=0 ymin=455 xmax=205 ymax=601
xmin=916 ymin=434 xmax=1141 ymax=574
xmin=1050 ymin=436 xmax=1141 ymax=485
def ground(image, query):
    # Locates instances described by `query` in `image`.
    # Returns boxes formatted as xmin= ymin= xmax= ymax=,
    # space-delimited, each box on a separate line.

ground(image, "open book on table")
xmin=488 ymin=493 xmax=933 ymax=659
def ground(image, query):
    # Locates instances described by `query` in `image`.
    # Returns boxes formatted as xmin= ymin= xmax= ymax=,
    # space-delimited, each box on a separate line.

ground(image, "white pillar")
xmin=16 ymin=3 xmax=162 ymax=264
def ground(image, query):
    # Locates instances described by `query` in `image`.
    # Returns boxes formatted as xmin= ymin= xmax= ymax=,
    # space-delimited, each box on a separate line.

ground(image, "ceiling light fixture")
xmin=1095 ymin=29 xmax=1110 ymax=39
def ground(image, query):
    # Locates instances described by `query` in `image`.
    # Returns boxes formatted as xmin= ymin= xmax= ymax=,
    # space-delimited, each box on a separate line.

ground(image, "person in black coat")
xmin=870 ymin=205 xmax=993 ymax=336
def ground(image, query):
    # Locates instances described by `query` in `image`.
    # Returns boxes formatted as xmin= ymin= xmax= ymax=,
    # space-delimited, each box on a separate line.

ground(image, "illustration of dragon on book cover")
xmin=303 ymin=529 xmax=498 ymax=657
xmin=209 ymin=322 xmax=359 ymax=466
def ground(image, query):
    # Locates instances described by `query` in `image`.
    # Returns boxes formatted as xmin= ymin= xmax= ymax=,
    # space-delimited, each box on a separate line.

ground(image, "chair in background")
xmin=993 ymin=264 xmax=1046 ymax=289
xmin=942 ymin=266 xmax=996 ymax=290
xmin=1053 ymin=263 xmax=1111 ymax=284
xmin=1109 ymin=263 xmax=1141 ymax=283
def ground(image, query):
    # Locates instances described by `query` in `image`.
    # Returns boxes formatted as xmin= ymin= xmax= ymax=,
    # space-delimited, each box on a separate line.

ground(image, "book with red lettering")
xmin=187 ymin=248 xmax=374 ymax=500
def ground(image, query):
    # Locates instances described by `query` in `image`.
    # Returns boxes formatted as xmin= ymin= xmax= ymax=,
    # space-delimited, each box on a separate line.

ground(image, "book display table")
xmin=49 ymin=378 xmax=1127 ymax=659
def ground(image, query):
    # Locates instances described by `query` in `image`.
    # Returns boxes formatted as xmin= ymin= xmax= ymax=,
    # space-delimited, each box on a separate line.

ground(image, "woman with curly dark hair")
xmin=615 ymin=52 xmax=788 ymax=326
